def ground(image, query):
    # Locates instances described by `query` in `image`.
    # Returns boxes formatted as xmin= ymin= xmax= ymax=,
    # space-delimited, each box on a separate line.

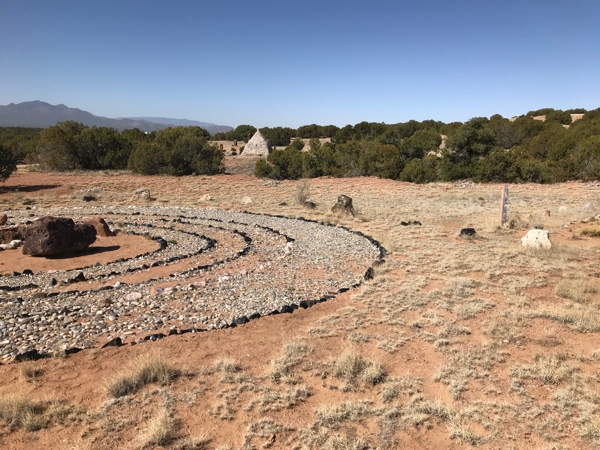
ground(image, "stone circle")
xmin=0 ymin=206 xmax=382 ymax=361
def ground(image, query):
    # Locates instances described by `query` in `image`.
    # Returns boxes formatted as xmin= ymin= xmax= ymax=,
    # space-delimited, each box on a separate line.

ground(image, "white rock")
xmin=125 ymin=292 xmax=142 ymax=301
xmin=199 ymin=194 xmax=212 ymax=202
xmin=558 ymin=206 xmax=568 ymax=214
xmin=10 ymin=240 xmax=22 ymax=247
xmin=240 ymin=196 xmax=253 ymax=205
xmin=521 ymin=229 xmax=551 ymax=249
xmin=583 ymin=203 xmax=595 ymax=211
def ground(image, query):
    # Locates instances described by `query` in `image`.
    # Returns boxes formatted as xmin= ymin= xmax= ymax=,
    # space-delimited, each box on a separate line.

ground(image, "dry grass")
xmin=0 ymin=395 xmax=79 ymax=431
xmin=139 ymin=408 xmax=179 ymax=448
xmin=269 ymin=342 xmax=311 ymax=384
xmin=106 ymin=353 xmax=178 ymax=398
xmin=333 ymin=349 xmax=386 ymax=387
xmin=19 ymin=361 xmax=44 ymax=381
xmin=556 ymin=278 xmax=597 ymax=303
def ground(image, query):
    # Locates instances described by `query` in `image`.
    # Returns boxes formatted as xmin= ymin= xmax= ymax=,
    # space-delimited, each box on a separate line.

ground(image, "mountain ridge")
xmin=0 ymin=101 xmax=233 ymax=135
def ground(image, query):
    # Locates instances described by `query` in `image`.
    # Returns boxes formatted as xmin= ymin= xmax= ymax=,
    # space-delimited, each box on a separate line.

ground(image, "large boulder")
xmin=521 ymin=229 xmax=551 ymax=249
xmin=0 ymin=225 xmax=26 ymax=244
xmin=331 ymin=195 xmax=355 ymax=216
xmin=22 ymin=216 xmax=97 ymax=256
xmin=84 ymin=217 xmax=115 ymax=237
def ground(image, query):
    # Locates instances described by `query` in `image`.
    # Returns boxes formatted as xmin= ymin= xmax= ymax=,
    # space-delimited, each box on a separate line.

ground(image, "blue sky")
xmin=1 ymin=0 xmax=599 ymax=128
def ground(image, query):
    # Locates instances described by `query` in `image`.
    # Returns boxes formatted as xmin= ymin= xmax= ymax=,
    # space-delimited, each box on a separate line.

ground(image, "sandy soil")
xmin=1 ymin=165 xmax=600 ymax=449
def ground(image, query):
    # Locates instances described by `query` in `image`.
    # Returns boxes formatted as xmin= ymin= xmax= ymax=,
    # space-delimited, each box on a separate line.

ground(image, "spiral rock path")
xmin=0 ymin=206 xmax=382 ymax=361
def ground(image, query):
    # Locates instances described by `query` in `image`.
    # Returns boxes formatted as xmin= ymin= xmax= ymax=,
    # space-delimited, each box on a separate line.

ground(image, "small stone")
xmin=0 ymin=213 xmax=7 ymax=226
xmin=583 ymin=203 xmax=595 ymax=211
xmin=125 ymin=292 xmax=142 ymax=301
xmin=558 ymin=206 xmax=568 ymax=215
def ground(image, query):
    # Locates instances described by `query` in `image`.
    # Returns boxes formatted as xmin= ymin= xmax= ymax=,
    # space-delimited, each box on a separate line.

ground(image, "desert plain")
xmin=1 ymin=157 xmax=600 ymax=450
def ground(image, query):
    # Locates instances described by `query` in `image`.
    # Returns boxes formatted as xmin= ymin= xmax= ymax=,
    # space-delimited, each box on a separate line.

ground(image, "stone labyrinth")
xmin=0 ymin=206 xmax=383 ymax=361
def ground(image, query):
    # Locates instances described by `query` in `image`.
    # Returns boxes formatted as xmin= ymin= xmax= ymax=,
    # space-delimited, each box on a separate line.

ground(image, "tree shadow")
xmin=0 ymin=184 xmax=61 ymax=194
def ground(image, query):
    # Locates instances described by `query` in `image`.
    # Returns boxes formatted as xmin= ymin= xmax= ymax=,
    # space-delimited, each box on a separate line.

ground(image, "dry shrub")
xmin=580 ymin=414 xmax=600 ymax=440
xmin=269 ymin=342 xmax=311 ymax=384
xmin=140 ymin=408 xmax=178 ymax=448
xmin=530 ymin=302 xmax=600 ymax=332
xmin=582 ymin=227 xmax=600 ymax=238
xmin=333 ymin=349 xmax=386 ymax=386
xmin=381 ymin=376 xmax=423 ymax=402
xmin=214 ymin=358 xmax=241 ymax=374
xmin=316 ymin=402 xmax=372 ymax=429
xmin=448 ymin=418 xmax=484 ymax=445
xmin=19 ymin=361 xmax=44 ymax=381
xmin=296 ymin=180 xmax=311 ymax=205
xmin=0 ymin=396 xmax=78 ymax=431
xmin=106 ymin=353 xmax=177 ymax=398
xmin=511 ymin=354 xmax=577 ymax=385
xmin=556 ymin=278 xmax=597 ymax=303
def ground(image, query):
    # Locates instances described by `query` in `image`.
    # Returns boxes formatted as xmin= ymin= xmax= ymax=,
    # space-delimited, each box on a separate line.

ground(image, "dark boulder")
xmin=22 ymin=216 xmax=96 ymax=257
xmin=304 ymin=201 xmax=317 ymax=209
xmin=0 ymin=225 xmax=26 ymax=244
xmin=331 ymin=195 xmax=355 ymax=216
xmin=460 ymin=228 xmax=476 ymax=237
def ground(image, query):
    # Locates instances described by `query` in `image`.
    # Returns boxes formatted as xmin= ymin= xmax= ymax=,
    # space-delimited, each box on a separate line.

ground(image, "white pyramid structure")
xmin=241 ymin=130 xmax=272 ymax=156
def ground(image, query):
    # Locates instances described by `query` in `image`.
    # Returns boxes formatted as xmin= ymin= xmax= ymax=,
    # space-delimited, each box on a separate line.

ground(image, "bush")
xmin=0 ymin=143 xmax=17 ymax=182
xmin=254 ymin=159 xmax=274 ymax=178
xmin=400 ymin=155 xmax=439 ymax=183
xmin=128 ymin=126 xmax=223 ymax=176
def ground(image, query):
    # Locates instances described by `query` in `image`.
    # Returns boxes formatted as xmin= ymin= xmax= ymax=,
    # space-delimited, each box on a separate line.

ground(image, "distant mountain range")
xmin=0 ymin=101 xmax=233 ymax=135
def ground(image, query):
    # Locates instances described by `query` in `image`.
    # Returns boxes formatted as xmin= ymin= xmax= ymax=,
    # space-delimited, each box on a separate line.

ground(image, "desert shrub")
xmin=475 ymin=149 xmax=519 ymax=182
xmin=0 ymin=142 xmax=17 ymax=182
xmin=290 ymin=139 xmax=305 ymax=151
xmin=254 ymin=158 xmax=275 ymax=178
xmin=400 ymin=154 xmax=439 ymax=183
xmin=128 ymin=126 xmax=222 ymax=176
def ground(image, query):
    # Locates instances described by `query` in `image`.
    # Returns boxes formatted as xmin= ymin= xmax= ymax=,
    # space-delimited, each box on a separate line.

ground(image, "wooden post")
xmin=500 ymin=186 xmax=509 ymax=226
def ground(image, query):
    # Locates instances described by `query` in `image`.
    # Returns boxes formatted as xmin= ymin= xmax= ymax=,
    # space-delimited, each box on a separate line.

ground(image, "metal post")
xmin=500 ymin=186 xmax=509 ymax=226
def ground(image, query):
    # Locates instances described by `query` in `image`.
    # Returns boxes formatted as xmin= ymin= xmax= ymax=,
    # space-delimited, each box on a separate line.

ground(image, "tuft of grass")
xmin=333 ymin=349 xmax=386 ymax=386
xmin=214 ymin=358 xmax=241 ymax=374
xmin=140 ymin=408 xmax=179 ymax=448
xmin=106 ymin=353 xmax=177 ymax=398
xmin=270 ymin=342 xmax=311 ymax=384
xmin=582 ymin=227 xmax=600 ymax=238
xmin=556 ymin=278 xmax=597 ymax=303
xmin=511 ymin=354 xmax=577 ymax=385
xmin=0 ymin=396 xmax=78 ymax=431
xmin=20 ymin=361 xmax=44 ymax=381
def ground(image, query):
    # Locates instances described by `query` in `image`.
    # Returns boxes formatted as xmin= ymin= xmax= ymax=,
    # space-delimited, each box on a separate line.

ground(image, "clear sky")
xmin=1 ymin=0 xmax=599 ymax=128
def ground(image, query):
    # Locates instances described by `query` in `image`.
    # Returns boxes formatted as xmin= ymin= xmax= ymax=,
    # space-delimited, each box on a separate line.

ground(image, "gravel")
xmin=0 ymin=206 xmax=382 ymax=360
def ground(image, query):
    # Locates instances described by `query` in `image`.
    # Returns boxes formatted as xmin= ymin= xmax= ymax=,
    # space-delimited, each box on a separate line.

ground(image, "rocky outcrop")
xmin=331 ymin=195 xmax=355 ymax=216
xmin=85 ymin=217 xmax=115 ymax=237
xmin=22 ymin=216 xmax=97 ymax=256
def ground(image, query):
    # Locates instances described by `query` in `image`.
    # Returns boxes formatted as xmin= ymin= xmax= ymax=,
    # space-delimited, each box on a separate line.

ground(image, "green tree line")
xmin=1 ymin=108 xmax=599 ymax=184
xmin=0 ymin=121 xmax=223 ymax=181
xmin=254 ymin=108 xmax=600 ymax=183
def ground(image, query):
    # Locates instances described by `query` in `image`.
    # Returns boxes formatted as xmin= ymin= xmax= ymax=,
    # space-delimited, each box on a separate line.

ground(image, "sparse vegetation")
xmin=106 ymin=353 xmax=178 ymax=398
